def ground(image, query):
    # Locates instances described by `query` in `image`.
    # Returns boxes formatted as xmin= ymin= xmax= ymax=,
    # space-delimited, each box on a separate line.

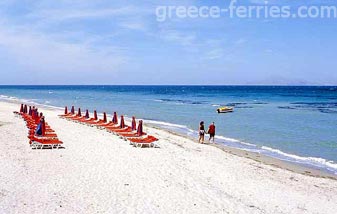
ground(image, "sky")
xmin=0 ymin=0 xmax=336 ymax=85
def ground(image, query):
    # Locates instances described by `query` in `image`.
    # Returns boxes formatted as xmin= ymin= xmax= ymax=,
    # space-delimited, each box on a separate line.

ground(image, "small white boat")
xmin=217 ymin=106 xmax=234 ymax=113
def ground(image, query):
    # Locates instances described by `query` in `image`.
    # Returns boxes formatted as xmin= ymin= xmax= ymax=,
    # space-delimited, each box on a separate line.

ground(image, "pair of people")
xmin=198 ymin=121 xmax=215 ymax=144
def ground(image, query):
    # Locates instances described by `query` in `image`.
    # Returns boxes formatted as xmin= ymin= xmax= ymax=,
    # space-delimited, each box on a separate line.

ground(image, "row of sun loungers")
xmin=14 ymin=104 xmax=63 ymax=149
xmin=59 ymin=106 xmax=158 ymax=148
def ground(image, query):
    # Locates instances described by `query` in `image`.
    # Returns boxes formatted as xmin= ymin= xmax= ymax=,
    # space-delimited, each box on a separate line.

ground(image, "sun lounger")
xmin=111 ymin=127 xmax=132 ymax=133
xmin=28 ymin=129 xmax=58 ymax=137
xmin=128 ymin=136 xmax=158 ymax=148
xmin=96 ymin=121 xmax=116 ymax=128
xmin=83 ymin=119 xmax=104 ymax=125
xmin=62 ymin=113 xmax=78 ymax=119
xmin=118 ymin=132 xmax=147 ymax=138
xmin=29 ymin=136 xmax=63 ymax=149
xmin=106 ymin=127 xmax=132 ymax=135
xmin=105 ymin=125 xmax=129 ymax=132
xmin=71 ymin=116 xmax=87 ymax=122
xmin=103 ymin=124 xmax=119 ymax=129
xmin=78 ymin=117 xmax=96 ymax=123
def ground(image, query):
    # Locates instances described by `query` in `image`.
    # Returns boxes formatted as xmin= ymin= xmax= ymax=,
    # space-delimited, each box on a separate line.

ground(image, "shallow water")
xmin=1 ymin=85 xmax=337 ymax=174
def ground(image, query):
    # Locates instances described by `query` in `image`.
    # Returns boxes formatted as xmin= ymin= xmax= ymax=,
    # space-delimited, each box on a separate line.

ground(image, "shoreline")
xmin=149 ymin=125 xmax=337 ymax=180
xmin=1 ymin=97 xmax=337 ymax=179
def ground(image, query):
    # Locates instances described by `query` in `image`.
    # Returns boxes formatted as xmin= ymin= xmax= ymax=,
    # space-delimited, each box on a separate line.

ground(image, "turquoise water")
xmin=1 ymin=85 xmax=336 ymax=174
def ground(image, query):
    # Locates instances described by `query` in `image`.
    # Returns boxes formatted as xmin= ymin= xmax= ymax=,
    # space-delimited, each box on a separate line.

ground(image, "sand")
xmin=1 ymin=100 xmax=337 ymax=214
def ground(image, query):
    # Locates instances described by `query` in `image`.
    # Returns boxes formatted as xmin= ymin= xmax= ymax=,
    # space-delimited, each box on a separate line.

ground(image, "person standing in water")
xmin=198 ymin=121 xmax=205 ymax=144
xmin=207 ymin=122 xmax=216 ymax=143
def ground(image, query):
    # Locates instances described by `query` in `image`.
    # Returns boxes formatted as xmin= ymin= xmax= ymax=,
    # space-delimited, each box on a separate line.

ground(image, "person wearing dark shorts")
xmin=198 ymin=121 xmax=205 ymax=144
xmin=208 ymin=122 xmax=216 ymax=143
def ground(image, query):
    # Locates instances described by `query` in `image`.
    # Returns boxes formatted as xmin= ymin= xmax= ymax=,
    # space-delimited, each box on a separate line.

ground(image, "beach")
xmin=1 ymin=100 xmax=337 ymax=213
xmin=1 ymin=85 xmax=337 ymax=174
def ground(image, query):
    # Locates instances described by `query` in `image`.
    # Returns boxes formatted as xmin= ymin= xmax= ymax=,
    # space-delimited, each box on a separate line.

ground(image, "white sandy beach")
xmin=1 ymin=100 xmax=337 ymax=214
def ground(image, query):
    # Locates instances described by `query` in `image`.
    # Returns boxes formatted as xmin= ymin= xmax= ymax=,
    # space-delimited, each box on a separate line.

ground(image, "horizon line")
xmin=0 ymin=84 xmax=336 ymax=87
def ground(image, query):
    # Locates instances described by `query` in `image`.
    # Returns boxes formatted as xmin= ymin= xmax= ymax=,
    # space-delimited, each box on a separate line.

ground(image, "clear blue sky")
xmin=0 ymin=0 xmax=336 ymax=85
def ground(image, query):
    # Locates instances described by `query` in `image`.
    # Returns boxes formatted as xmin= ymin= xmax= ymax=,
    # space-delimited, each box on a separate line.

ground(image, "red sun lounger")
xmin=29 ymin=136 xmax=63 ymax=149
xmin=128 ymin=136 xmax=158 ymax=148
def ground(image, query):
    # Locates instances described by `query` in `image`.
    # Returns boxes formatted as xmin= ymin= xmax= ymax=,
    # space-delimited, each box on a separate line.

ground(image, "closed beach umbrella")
xmin=20 ymin=104 xmax=23 ymax=113
xmin=24 ymin=105 xmax=27 ymax=114
xmin=71 ymin=106 xmax=75 ymax=114
xmin=112 ymin=112 xmax=118 ymax=124
xmin=94 ymin=110 xmax=98 ymax=120
xmin=29 ymin=106 xmax=32 ymax=116
xmin=137 ymin=120 xmax=143 ymax=136
xmin=103 ymin=112 xmax=107 ymax=122
xmin=31 ymin=108 xmax=35 ymax=119
xmin=35 ymin=109 xmax=39 ymax=120
xmin=77 ymin=108 xmax=81 ymax=117
xmin=85 ymin=110 xmax=89 ymax=118
xmin=131 ymin=116 xmax=136 ymax=131
xmin=34 ymin=111 xmax=39 ymax=123
xmin=64 ymin=106 xmax=68 ymax=115
xmin=120 ymin=115 xmax=125 ymax=128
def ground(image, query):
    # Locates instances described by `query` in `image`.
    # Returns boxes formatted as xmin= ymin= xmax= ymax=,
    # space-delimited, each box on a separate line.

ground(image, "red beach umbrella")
xmin=77 ymin=108 xmax=81 ymax=117
xmin=112 ymin=112 xmax=118 ymax=124
xmin=85 ymin=110 xmax=89 ymax=118
xmin=137 ymin=120 xmax=143 ymax=136
xmin=31 ymin=109 xmax=35 ymax=119
xmin=120 ymin=115 xmax=125 ymax=128
xmin=71 ymin=106 xmax=75 ymax=114
xmin=20 ymin=104 xmax=23 ymax=113
xmin=64 ymin=106 xmax=68 ymax=115
xmin=103 ymin=112 xmax=107 ymax=122
xmin=94 ymin=110 xmax=98 ymax=120
xmin=131 ymin=116 xmax=136 ymax=131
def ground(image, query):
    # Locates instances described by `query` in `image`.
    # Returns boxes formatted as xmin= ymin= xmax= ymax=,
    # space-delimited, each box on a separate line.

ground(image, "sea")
xmin=0 ymin=85 xmax=336 ymax=174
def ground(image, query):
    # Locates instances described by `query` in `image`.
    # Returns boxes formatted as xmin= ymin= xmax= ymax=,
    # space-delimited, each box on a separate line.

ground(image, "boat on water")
xmin=217 ymin=106 xmax=234 ymax=113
